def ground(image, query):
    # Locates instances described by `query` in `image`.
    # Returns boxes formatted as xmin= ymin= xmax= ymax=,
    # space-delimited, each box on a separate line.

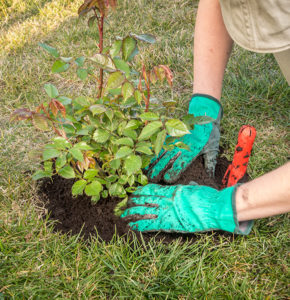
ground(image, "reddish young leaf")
xmin=142 ymin=64 xmax=149 ymax=88
xmin=158 ymin=65 xmax=173 ymax=87
xmin=108 ymin=0 xmax=117 ymax=9
xmin=49 ymin=100 xmax=59 ymax=117
xmin=10 ymin=108 xmax=33 ymax=121
xmin=36 ymin=104 xmax=50 ymax=118
xmin=53 ymin=100 xmax=66 ymax=118
xmin=150 ymin=69 xmax=158 ymax=85
xmin=78 ymin=0 xmax=92 ymax=15
xmin=77 ymin=161 xmax=84 ymax=173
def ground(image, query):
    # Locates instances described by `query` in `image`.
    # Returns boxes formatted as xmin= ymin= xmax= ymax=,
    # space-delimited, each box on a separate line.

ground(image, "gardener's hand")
xmin=121 ymin=183 xmax=253 ymax=235
xmin=146 ymin=94 xmax=222 ymax=183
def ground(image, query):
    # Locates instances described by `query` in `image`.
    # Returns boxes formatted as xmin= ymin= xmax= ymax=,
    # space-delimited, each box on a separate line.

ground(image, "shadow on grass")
xmin=0 ymin=0 xmax=53 ymax=31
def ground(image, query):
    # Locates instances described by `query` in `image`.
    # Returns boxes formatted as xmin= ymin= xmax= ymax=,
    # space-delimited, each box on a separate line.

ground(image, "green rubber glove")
xmin=121 ymin=183 xmax=253 ymax=235
xmin=146 ymin=94 xmax=222 ymax=183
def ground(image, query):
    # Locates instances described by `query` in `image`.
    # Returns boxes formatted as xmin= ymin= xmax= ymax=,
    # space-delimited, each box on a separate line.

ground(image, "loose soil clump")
xmin=37 ymin=155 xmax=248 ymax=243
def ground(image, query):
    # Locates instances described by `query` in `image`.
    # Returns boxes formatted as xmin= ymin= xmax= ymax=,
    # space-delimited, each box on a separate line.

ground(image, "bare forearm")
xmin=236 ymin=162 xmax=290 ymax=221
xmin=193 ymin=0 xmax=233 ymax=100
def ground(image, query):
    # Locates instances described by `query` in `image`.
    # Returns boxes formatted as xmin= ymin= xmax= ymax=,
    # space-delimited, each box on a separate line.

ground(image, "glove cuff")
xmin=189 ymin=93 xmax=223 ymax=120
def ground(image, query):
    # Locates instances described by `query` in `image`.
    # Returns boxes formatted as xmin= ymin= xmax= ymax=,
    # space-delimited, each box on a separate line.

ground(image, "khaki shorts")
xmin=220 ymin=0 xmax=290 ymax=84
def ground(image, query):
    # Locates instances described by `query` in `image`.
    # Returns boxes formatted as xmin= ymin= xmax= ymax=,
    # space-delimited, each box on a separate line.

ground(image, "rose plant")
xmin=11 ymin=0 xmax=207 ymax=207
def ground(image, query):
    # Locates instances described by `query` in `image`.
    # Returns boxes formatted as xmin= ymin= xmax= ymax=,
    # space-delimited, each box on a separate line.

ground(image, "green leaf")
xmin=85 ymin=180 xmax=103 ymax=196
xmin=32 ymin=170 xmax=52 ymax=180
xmin=93 ymin=129 xmax=110 ymax=143
xmin=138 ymin=174 xmax=148 ymax=185
xmin=175 ymin=141 xmax=191 ymax=151
xmin=69 ymin=148 xmax=84 ymax=162
xmin=74 ymin=96 xmax=91 ymax=107
xmin=122 ymin=36 xmax=137 ymax=61
xmin=163 ymin=144 xmax=175 ymax=151
xmin=101 ymin=190 xmax=109 ymax=198
xmin=53 ymin=137 xmax=71 ymax=150
xmin=57 ymin=96 xmax=72 ymax=105
xmin=113 ymin=58 xmax=131 ymax=77
xmin=181 ymin=114 xmax=196 ymax=130
xmin=77 ymin=68 xmax=88 ymax=80
xmin=125 ymin=120 xmax=140 ymax=130
xmin=154 ymin=129 xmax=166 ymax=156
xmin=136 ymin=146 xmax=153 ymax=155
xmin=141 ymin=156 xmax=152 ymax=168
xmin=110 ymin=40 xmax=122 ymax=58
xmin=163 ymin=100 xmax=177 ymax=108
xmin=44 ymin=83 xmax=59 ymax=98
xmin=89 ymin=104 xmax=106 ymax=115
xmin=139 ymin=112 xmax=159 ymax=121
xmin=124 ymin=155 xmax=142 ymax=175
xmin=136 ymin=141 xmax=152 ymax=148
xmin=52 ymin=60 xmax=69 ymax=73
xmin=55 ymin=154 xmax=66 ymax=170
xmin=58 ymin=165 xmax=75 ymax=179
xmin=130 ymin=33 xmax=156 ymax=44
xmin=115 ymin=146 xmax=133 ymax=159
xmin=165 ymin=136 xmax=176 ymax=145
xmin=122 ymin=82 xmax=134 ymax=100
xmin=39 ymin=42 xmax=59 ymax=58
xmin=109 ymin=183 xmax=126 ymax=197
xmin=72 ymin=180 xmax=87 ymax=196
xmin=89 ymin=53 xmax=116 ymax=71
xmin=117 ymin=120 xmax=127 ymax=135
xmin=165 ymin=119 xmax=190 ymax=137
xmin=126 ymin=186 xmax=137 ymax=193
xmin=60 ymin=57 xmax=73 ymax=63
xmin=91 ymin=194 xmax=101 ymax=204
xmin=113 ymin=58 xmax=130 ymax=77
xmin=32 ymin=114 xmax=49 ymax=131
xmin=123 ymin=129 xmax=138 ymax=140
xmin=83 ymin=169 xmax=98 ymax=181
xmin=105 ymin=71 xmax=125 ymax=92
xmin=108 ymin=88 xmax=122 ymax=96
xmin=75 ymin=56 xmax=85 ymax=67
xmin=128 ymin=175 xmax=135 ymax=186
xmin=105 ymin=109 xmax=114 ymax=122
xmin=63 ymin=124 xmax=75 ymax=134
xmin=138 ymin=121 xmax=163 ymax=141
xmin=127 ymin=46 xmax=139 ymax=62
xmin=40 ymin=162 xmax=53 ymax=173
xmin=73 ymin=141 xmax=93 ymax=150
xmin=110 ymin=159 xmax=121 ymax=170
xmin=43 ymin=148 xmax=61 ymax=160
xmin=114 ymin=197 xmax=128 ymax=216
xmin=114 ymin=137 xmax=134 ymax=147
xmin=118 ymin=175 xmax=128 ymax=185
xmin=134 ymin=90 xmax=142 ymax=105
xmin=106 ymin=175 xmax=118 ymax=183
xmin=76 ymin=128 xmax=89 ymax=135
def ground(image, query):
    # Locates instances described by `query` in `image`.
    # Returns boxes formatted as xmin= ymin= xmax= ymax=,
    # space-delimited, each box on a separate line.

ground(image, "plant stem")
xmin=96 ymin=12 xmax=105 ymax=99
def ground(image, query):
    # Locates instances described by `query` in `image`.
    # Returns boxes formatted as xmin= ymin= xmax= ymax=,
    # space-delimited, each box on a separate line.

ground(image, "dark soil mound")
xmin=37 ymin=155 xmax=249 ymax=243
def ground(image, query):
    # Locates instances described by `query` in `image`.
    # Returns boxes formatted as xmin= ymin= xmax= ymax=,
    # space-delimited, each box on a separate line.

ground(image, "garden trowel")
xmin=222 ymin=125 xmax=256 ymax=188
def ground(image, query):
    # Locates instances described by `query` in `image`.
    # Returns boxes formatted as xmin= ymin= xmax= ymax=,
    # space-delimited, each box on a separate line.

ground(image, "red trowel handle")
xmin=222 ymin=125 xmax=256 ymax=188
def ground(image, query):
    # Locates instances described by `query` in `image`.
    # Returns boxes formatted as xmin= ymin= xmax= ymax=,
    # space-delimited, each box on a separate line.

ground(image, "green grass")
xmin=0 ymin=0 xmax=289 ymax=298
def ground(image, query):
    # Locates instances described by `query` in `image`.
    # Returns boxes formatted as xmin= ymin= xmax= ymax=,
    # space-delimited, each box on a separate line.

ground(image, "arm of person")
xmin=193 ymin=0 xmax=233 ymax=100
xmin=236 ymin=162 xmax=290 ymax=221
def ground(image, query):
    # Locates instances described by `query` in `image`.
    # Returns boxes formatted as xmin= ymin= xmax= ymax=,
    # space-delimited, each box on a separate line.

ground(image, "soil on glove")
xmin=37 ymin=155 xmax=249 ymax=243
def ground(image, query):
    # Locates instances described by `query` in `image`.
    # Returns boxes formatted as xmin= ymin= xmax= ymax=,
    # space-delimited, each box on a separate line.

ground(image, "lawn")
xmin=0 ymin=0 xmax=289 ymax=298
